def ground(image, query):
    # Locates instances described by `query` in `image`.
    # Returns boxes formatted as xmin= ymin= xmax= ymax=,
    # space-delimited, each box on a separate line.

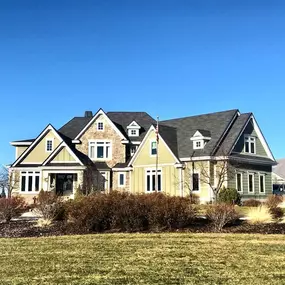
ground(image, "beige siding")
xmin=52 ymin=147 xmax=76 ymax=162
xmin=133 ymin=130 xmax=177 ymax=166
xmin=131 ymin=166 xmax=179 ymax=195
xmin=16 ymin=146 xmax=28 ymax=159
xmin=76 ymin=114 xmax=125 ymax=168
xmin=183 ymin=161 xmax=211 ymax=202
xmin=21 ymin=130 xmax=61 ymax=164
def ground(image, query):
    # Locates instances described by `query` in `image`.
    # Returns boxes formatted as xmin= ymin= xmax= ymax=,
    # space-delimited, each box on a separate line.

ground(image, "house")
xmin=9 ymin=108 xmax=276 ymax=203
xmin=272 ymin=158 xmax=285 ymax=195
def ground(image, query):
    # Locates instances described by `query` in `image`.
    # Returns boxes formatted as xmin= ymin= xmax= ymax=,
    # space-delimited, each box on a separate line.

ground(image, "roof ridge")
xmin=161 ymin=109 xmax=239 ymax=122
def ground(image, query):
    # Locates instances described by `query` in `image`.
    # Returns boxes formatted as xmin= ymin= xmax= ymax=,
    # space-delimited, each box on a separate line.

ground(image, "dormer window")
xmin=190 ymin=130 xmax=211 ymax=150
xmin=194 ymin=140 xmax=203 ymax=149
xmin=127 ymin=120 xmax=141 ymax=137
xmin=129 ymin=129 xmax=139 ymax=137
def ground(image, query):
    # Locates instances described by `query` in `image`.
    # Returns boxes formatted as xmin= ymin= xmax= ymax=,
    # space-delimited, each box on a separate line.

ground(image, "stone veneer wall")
xmin=112 ymin=171 xmax=130 ymax=191
xmin=76 ymin=114 xmax=126 ymax=168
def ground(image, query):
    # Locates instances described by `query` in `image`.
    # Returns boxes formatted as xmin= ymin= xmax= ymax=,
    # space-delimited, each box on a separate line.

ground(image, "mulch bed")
xmin=1 ymin=219 xmax=285 ymax=238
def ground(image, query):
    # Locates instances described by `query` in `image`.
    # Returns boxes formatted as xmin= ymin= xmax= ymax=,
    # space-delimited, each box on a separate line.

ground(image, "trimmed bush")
xmin=67 ymin=192 xmax=197 ymax=232
xmin=0 ymin=196 xmax=27 ymax=222
xmin=218 ymin=187 xmax=241 ymax=205
xmin=206 ymin=203 xmax=239 ymax=232
xmin=247 ymin=206 xmax=272 ymax=224
xmin=243 ymin=199 xmax=261 ymax=207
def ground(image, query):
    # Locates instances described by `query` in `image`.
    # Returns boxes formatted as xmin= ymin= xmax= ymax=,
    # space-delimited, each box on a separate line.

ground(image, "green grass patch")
xmin=0 ymin=233 xmax=284 ymax=284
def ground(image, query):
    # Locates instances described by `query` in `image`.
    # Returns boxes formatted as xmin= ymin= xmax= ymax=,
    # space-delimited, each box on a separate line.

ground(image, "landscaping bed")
xmin=1 ymin=218 xmax=285 ymax=238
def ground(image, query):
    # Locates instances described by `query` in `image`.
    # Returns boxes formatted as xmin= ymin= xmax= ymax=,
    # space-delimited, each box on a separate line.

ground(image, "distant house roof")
xmin=273 ymin=158 xmax=285 ymax=179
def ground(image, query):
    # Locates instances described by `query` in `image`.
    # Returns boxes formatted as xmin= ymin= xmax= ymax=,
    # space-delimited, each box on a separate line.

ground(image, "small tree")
xmin=0 ymin=166 xmax=19 ymax=198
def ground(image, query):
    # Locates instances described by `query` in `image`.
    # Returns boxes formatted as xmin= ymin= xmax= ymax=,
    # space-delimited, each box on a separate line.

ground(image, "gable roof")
xmin=161 ymin=109 xmax=239 ymax=158
xmin=194 ymin=129 xmax=211 ymax=138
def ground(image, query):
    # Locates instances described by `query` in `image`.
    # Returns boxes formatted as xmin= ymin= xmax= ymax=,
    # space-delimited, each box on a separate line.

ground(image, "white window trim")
xmin=248 ymin=172 xmax=255 ymax=193
xmin=46 ymin=138 xmax=54 ymax=153
xmin=150 ymin=140 xmax=157 ymax=157
xmin=97 ymin=121 xmax=104 ymax=131
xmin=259 ymin=173 xmax=266 ymax=194
xmin=88 ymin=140 xmax=112 ymax=161
xmin=193 ymin=140 xmax=204 ymax=150
xmin=118 ymin=172 xmax=126 ymax=187
xmin=244 ymin=135 xmax=256 ymax=154
xmin=145 ymin=168 xmax=162 ymax=192
xmin=20 ymin=171 xmax=41 ymax=193
xmin=191 ymin=170 xmax=200 ymax=192
xmin=128 ymin=129 xmax=139 ymax=137
xmin=236 ymin=172 xmax=243 ymax=193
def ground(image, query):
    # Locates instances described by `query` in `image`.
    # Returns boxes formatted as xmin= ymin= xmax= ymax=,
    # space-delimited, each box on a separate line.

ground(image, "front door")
xmin=56 ymin=174 xmax=74 ymax=195
xmin=99 ymin=171 xmax=108 ymax=192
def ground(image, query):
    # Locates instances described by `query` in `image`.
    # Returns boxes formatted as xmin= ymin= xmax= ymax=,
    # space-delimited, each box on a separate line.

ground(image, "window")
xmin=46 ymin=139 xmax=53 ymax=152
xmin=248 ymin=173 xmax=254 ymax=193
xmin=193 ymin=140 xmax=203 ymax=150
xmin=89 ymin=141 xmax=111 ymax=160
xmin=244 ymin=136 xmax=256 ymax=154
xmin=259 ymin=174 xmax=265 ymax=193
xmin=129 ymin=129 xmax=139 ymax=137
xmin=20 ymin=171 xmax=40 ymax=192
xmin=97 ymin=122 xmax=104 ymax=131
xmin=192 ymin=173 xmax=199 ymax=191
xmin=150 ymin=141 xmax=157 ymax=156
xmin=146 ymin=169 xmax=161 ymax=192
xmin=118 ymin=173 xmax=126 ymax=187
xmin=236 ymin=173 xmax=243 ymax=192
xmin=130 ymin=145 xmax=137 ymax=156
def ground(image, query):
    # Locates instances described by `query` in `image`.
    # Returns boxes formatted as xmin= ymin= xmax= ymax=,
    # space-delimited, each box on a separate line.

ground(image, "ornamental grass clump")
xmin=247 ymin=205 xmax=273 ymax=224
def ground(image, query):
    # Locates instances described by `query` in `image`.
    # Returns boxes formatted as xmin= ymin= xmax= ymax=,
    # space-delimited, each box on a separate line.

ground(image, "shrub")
xmin=34 ymin=190 xmax=64 ymax=221
xmin=188 ymin=193 xmax=200 ymax=204
xmin=247 ymin=206 xmax=272 ymax=224
xmin=269 ymin=207 xmax=284 ymax=221
xmin=218 ymin=187 xmax=241 ymax=205
xmin=243 ymin=199 xmax=261 ymax=207
xmin=147 ymin=193 xmax=196 ymax=230
xmin=206 ymin=203 xmax=239 ymax=232
xmin=66 ymin=192 xmax=197 ymax=232
xmin=266 ymin=195 xmax=283 ymax=210
xmin=0 ymin=196 xmax=27 ymax=222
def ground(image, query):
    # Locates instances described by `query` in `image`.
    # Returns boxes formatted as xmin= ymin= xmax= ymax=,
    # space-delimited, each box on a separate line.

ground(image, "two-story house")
xmin=9 ymin=108 xmax=276 ymax=203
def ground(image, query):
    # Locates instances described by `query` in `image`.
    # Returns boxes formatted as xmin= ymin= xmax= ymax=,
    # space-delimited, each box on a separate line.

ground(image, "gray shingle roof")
xmin=195 ymin=129 xmax=211 ymax=138
xmin=161 ymin=109 xmax=239 ymax=158
xmin=107 ymin=112 xmax=156 ymax=141
xmin=216 ymin=113 xmax=252 ymax=156
xmin=58 ymin=117 xmax=93 ymax=139
xmin=273 ymin=158 xmax=285 ymax=179
xmin=230 ymin=153 xmax=277 ymax=165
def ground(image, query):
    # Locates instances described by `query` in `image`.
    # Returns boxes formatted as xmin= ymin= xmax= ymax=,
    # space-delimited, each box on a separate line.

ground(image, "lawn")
xmin=0 ymin=233 xmax=284 ymax=285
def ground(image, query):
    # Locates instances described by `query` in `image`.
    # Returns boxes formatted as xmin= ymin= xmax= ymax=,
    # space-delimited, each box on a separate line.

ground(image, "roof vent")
xmin=84 ymin=111 xmax=93 ymax=117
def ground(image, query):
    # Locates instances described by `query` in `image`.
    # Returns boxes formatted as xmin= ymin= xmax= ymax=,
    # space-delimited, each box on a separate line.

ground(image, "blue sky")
xmin=1 ymin=0 xmax=285 ymax=165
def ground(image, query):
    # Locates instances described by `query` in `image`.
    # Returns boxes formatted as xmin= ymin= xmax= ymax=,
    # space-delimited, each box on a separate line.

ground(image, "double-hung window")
xmin=259 ymin=174 xmax=265 ymax=193
xmin=248 ymin=173 xmax=254 ymax=193
xmin=21 ymin=171 xmax=40 ymax=192
xmin=89 ymin=141 xmax=111 ymax=160
xmin=46 ymin=139 xmax=53 ymax=152
xmin=192 ymin=173 xmax=200 ymax=191
xmin=118 ymin=173 xmax=126 ymax=187
xmin=244 ymin=136 xmax=256 ymax=154
xmin=236 ymin=173 xmax=243 ymax=193
xmin=146 ymin=169 xmax=161 ymax=192
xmin=97 ymin=122 xmax=104 ymax=131
xmin=150 ymin=141 xmax=157 ymax=156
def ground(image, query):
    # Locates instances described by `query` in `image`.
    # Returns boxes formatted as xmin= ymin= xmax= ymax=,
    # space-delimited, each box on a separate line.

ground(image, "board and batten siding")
xmin=233 ymin=119 xmax=267 ymax=157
